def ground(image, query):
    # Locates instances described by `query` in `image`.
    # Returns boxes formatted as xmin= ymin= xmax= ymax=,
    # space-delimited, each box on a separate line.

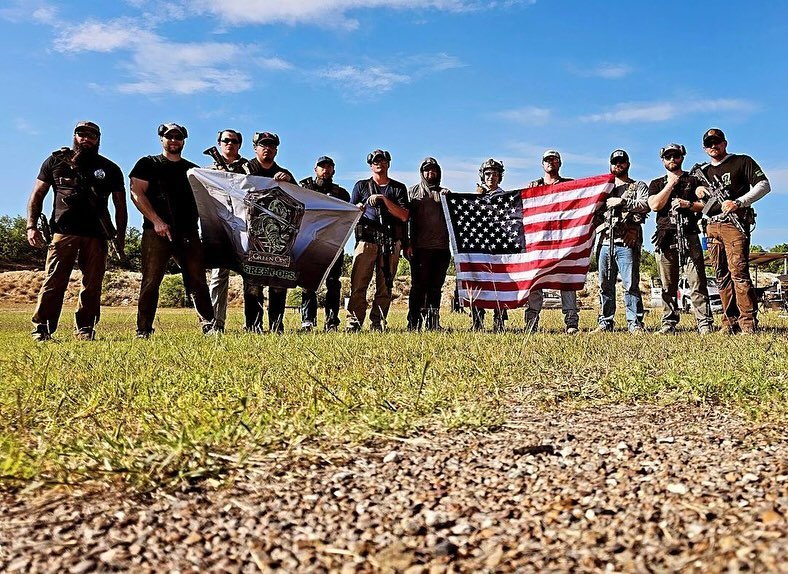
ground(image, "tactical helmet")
xmin=253 ymin=132 xmax=280 ymax=146
xmin=367 ymin=149 xmax=391 ymax=164
xmin=479 ymin=158 xmax=504 ymax=181
xmin=158 ymin=123 xmax=188 ymax=139
xmin=660 ymin=143 xmax=686 ymax=158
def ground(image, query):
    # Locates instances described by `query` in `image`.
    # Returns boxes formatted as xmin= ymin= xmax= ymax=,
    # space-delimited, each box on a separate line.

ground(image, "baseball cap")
xmin=367 ymin=149 xmax=391 ymax=164
xmin=158 ymin=123 xmax=188 ymax=138
xmin=74 ymin=121 xmax=100 ymax=136
xmin=610 ymin=149 xmax=629 ymax=163
xmin=660 ymin=143 xmax=686 ymax=158
xmin=542 ymin=150 xmax=561 ymax=161
xmin=702 ymin=128 xmax=726 ymax=146
xmin=315 ymin=155 xmax=335 ymax=167
xmin=253 ymin=132 xmax=280 ymax=146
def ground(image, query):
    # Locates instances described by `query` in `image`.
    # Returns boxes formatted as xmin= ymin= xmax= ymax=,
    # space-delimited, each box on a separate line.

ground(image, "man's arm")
xmin=130 ymin=177 xmax=172 ymax=241
xmin=26 ymin=179 xmax=50 ymax=247
xmin=647 ymin=175 xmax=678 ymax=212
xmin=111 ymin=188 xmax=128 ymax=256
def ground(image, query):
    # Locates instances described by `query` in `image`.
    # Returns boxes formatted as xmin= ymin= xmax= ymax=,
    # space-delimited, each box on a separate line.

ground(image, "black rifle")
xmin=38 ymin=213 xmax=52 ymax=246
xmin=376 ymin=207 xmax=395 ymax=292
xmin=689 ymin=163 xmax=745 ymax=234
xmin=203 ymin=146 xmax=229 ymax=171
xmin=670 ymin=203 xmax=690 ymax=268
xmin=605 ymin=206 xmax=619 ymax=278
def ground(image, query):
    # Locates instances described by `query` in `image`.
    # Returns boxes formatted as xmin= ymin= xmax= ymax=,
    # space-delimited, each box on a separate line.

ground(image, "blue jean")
xmin=597 ymin=244 xmax=644 ymax=331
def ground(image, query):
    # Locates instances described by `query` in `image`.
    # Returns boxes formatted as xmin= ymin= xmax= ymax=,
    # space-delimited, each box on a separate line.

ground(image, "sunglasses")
xmin=704 ymin=138 xmax=723 ymax=148
xmin=75 ymin=130 xmax=98 ymax=140
xmin=611 ymin=158 xmax=628 ymax=165
xmin=662 ymin=152 xmax=683 ymax=160
xmin=220 ymin=138 xmax=240 ymax=145
xmin=163 ymin=133 xmax=184 ymax=141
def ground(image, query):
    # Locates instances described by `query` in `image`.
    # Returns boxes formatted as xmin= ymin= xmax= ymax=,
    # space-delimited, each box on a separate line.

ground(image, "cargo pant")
xmin=136 ymin=229 xmax=215 ymax=335
xmin=706 ymin=221 xmax=757 ymax=331
xmin=346 ymin=240 xmax=400 ymax=329
xmin=32 ymin=233 xmax=107 ymax=336
xmin=656 ymin=233 xmax=713 ymax=331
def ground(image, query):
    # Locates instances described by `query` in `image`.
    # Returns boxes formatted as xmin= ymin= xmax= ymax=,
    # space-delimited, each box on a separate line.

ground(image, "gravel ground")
xmin=1 ymin=405 xmax=786 ymax=573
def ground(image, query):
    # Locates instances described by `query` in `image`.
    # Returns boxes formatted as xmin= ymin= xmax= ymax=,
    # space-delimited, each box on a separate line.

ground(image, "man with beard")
xmin=406 ymin=157 xmax=451 ymax=331
xmin=648 ymin=144 xmax=713 ymax=334
xmin=242 ymin=131 xmax=296 ymax=333
xmin=594 ymin=150 xmax=649 ymax=333
xmin=130 ymin=123 xmax=216 ymax=338
xmin=298 ymin=156 xmax=350 ymax=331
xmin=26 ymin=121 xmax=127 ymax=341
xmin=346 ymin=149 xmax=409 ymax=332
xmin=697 ymin=128 xmax=770 ymax=334
xmin=525 ymin=150 xmax=580 ymax=334
xmin=206 ymin=129 xmax=248 ymax=332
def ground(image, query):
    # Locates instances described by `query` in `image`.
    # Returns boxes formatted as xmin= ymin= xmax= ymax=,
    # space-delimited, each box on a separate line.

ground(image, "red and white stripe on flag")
xmin=454 ymin=174 xmax=613 ymax=309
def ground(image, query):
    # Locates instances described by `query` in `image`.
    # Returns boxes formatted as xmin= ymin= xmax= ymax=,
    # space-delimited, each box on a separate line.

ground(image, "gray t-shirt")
xmin=408 ymin=184 xmax=449 ymax=250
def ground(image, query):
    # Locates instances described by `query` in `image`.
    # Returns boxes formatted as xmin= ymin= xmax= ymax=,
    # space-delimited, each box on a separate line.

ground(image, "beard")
xmin=72 ymin=136 xmax=100 ymax=164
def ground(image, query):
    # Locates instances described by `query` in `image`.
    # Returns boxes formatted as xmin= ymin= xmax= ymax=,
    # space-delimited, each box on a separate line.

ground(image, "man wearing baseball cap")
xmin=26 ymin=121 xmax=127 ymax=341
xmin=647 ymin=144 xmax=713 ymax=334
xmin=242 ymin=131 xmax=296 ymax=333
xmin=697 ymin=128 xmax=770 ymax=333
xmin=298 ymin=156 xmax=350 ymax=331
xmin=346 ymin=149 xmax=409 ymax=331
xmin=594 ymin=149 xmax=649 ymax=333
xmin=130 ymin=123 xmax=216 ymax=337
xmin=525 ymin=150 xmax=580 ymax=333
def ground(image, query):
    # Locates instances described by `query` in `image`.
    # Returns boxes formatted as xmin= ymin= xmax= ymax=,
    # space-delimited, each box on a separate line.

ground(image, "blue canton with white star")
xmin=445 ymin=190 xmax=524 ymax=254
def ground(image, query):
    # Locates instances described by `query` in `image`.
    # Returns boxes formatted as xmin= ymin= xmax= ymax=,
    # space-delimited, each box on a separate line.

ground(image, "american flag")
xmin=443 ymin=174 xmax=613 ymax=309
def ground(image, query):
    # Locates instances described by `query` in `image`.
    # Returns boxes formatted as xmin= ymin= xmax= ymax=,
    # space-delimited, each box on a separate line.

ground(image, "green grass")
xmin=1 ymin=306 xmax=787 ymax=491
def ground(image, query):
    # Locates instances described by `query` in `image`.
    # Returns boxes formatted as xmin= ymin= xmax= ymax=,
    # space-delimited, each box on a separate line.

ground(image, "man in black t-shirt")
xmin=129 ymin=123 xmax=216 ymax=337
xmin=647 ymin=144 xmax=713 ymax=334
xmin=240 ymin=131 xmax=296 ymax=333
xmin=346 ymin=149 xmax=409 ymax=331
xmin=299 ymin=156 xmax=350 ymax=332
xmin=26 ymin=121 xmax=127 ymax=341
xmin=697 ymin=128 xmax=770 ymax=334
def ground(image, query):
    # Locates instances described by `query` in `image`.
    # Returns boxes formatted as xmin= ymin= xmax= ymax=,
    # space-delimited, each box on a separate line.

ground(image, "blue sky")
xmin=1 ymin=0 xmax=786 ymax=248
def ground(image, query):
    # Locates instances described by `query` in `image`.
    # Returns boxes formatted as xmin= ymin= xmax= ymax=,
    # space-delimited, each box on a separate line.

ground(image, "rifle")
xmin=688 ymin=163 xmax=745 ymax=234
xmin=605 ymin=206 xmax=619 ymax=279
xmin=203 ymin=146 xmax=229 ymax=171
xmin=670 ymin=203 xmax=690 ymax=269
xmin=38 ymin=213 xmax=52 ymax=246
xmin=376 ymin=207 xmax=395 ymax=292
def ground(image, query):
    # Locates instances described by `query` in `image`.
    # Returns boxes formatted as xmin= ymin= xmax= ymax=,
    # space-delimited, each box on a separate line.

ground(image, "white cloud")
xmin=494 ymin=106 xmax=551 ymax=126
xmin=0 ymin=0 xmax=57 ymax=23
xmin=14 ymin=118 xmax=40 ymax=135
xmin=318 ymin=65 xmax=411 ymax=93
xmin=580 ymin=99 xmax=757 ymax=124
xmin=51 ymin=19 xmax=266 ymax=95
xmin=567 ymin=62 xmax=632 ymax=79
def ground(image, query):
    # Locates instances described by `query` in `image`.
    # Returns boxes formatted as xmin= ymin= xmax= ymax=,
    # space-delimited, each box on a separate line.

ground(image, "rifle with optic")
xmin=688 ymin=163 xmax=745 ymax=234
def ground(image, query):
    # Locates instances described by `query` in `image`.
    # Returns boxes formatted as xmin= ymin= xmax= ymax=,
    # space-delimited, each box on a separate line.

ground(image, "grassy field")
xmin=1 ymin=305 xmax=787 ymax=492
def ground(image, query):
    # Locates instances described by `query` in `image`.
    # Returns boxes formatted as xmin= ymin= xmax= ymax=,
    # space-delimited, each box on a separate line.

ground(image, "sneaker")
xmin=565 ymin=326 xmax=579 ymax=335
xmin=698 ymin=325 xmax=713 ymax=335
xmin=345 ymin=324 xmax=361 ymax=333
xmin=32 ymin=329 xmax=51 ymax=342
xmin=592 ymin=326 xmax=613 ymax=334
xmin=658 ymin=325 xmax=676 ymax=335
xmin=630 ymin=326 xmax=646 ymax=335
xmin=75 ymin=330 xmax=95 ymax=341
xmin=739 ymin=326 xmax=757 ymax=335
xmin=135 ymin=331 xmax=152 ymax=339
xmin=300 ymin=321 xmax=314 ymax=333
xmin=324 ymin=324 xmax=339 ymax=332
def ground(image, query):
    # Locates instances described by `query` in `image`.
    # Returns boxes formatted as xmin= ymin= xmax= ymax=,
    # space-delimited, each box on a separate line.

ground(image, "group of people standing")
xmin=25 ymin=121 xmax=769 ymax=340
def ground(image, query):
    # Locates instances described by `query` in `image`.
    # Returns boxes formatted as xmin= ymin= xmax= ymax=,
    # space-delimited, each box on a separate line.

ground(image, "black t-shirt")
xmin=351 ymin=178 xmax=410 ymax=242
xmin=299 ymin=177 xmax=350 ymax=202
xmin=37 ymin=150 xmax=124 ymax=237
xmin=129 ymin=155 xmax=199 ymax=233
xmin=702 ymin=154 xmax=767 ymax=202
xmin=647 ymin=172 xmax=702 ymax=232
xmin=244 ymin=159 xmax=295 ymax=182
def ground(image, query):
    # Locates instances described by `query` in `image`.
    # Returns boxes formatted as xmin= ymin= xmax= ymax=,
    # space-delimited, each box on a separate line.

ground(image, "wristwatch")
xmin=733 ymin=199 xmax=743 ymax=209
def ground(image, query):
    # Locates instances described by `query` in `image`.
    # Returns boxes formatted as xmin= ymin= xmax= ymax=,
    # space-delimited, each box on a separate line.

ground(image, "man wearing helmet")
xmin=525 ymin=150 xmax=579 ymax=334
xmin=406 ymin=157 xmax=451 ymax=331
xmin=130 ymin=123 xmax=216 ymax=337
xmin=648 ymin=143 xmax=713 ymax=335
xmin=470 ymin=158 xmax=508 ymax=332
xmin=346 ymin=149 xmax=409 ymax=331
